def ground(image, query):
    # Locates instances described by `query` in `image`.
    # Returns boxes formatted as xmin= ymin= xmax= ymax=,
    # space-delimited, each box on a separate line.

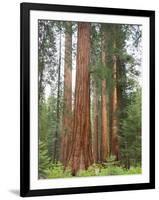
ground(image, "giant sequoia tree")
xmin=93 ymin=85 xmax=99 ymax=162
xmin=111 ymin=39 xmax=119 ymax=160
xmin=67 ymin=22 xmax=93 ymax=175
xmin=101 ymin=25 xmax=109 ymax=162
xmin=61 ymin=22 xmax=72 ymax=166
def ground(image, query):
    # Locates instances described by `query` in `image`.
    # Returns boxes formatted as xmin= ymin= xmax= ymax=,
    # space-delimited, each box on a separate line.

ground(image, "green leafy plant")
xmin=46 ymin=162 xmax=72 ymax=178
xmin=39 ymin=140 xmax=51 ymax=178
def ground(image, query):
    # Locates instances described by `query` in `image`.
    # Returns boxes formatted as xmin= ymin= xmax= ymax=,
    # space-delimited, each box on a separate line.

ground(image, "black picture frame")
xmin=20 ymin=2 xmax=155 ymax=197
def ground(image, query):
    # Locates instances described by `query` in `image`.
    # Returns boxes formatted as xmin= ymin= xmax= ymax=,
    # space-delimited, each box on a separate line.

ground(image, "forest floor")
xmin=42 ymin=163 xmax=141 ymax=179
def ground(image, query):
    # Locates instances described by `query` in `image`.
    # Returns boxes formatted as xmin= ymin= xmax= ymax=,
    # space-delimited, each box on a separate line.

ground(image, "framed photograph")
xmin=20 ymin=2 xmax=155 ymax=197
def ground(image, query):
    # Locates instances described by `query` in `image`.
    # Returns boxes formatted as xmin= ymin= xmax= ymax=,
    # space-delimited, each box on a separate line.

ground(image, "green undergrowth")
xmin=40 ymin=162 xmax=141 ymax=179
xmin=44 ymin=162 xmax=72 ymax=178
xmin=77 ymin=164 xmax=141 ymax=177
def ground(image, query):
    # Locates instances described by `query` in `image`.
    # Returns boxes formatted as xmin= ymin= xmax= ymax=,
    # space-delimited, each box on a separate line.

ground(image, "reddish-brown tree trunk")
xmin=111 ymin=41 xmax=119 ymax=160
xmin=61 ymin=22 xmax=72 ymax=166
xmin=93 ymin=85 xmax=99 ymax=162
xmin=100 ymin=29 xmax=109 ymax=162
xmin=67 ymin=22 xmax=93 ymax=175
xmin=101 ymin=80 xmax=109 ymax=161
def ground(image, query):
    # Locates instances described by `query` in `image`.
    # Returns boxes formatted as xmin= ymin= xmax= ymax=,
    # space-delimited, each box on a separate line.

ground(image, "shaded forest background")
xmin=38 ymin=20 xmax=142 ymax=178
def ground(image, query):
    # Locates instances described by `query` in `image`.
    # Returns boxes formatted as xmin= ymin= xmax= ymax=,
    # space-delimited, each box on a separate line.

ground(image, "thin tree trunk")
xmin=111 ymin=40 xmax=119 ymax=160
xmin=101 ymin=27 xmax=109 ymax=162
xmin=53 ymin=26 xmax=62 ymax=163
xmin=38 ymin=69 xmax=44 ymax=102
xmin=67 ymin=22 xmax=93 ymax=175
xmin=61 ymin=22 xmax=72 ymax=166
xmin=93 ymin=85 xmax=99 ymax=162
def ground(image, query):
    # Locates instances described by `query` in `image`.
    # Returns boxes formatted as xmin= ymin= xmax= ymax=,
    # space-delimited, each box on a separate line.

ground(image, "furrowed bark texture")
xmin=111 ymin=41 xmax=119 ymax=160
xmin=101 ymin=28 xmax=109 ymax=162
xmin=61 ymin=22 xmax=72 ymax=166
xmin=93 ymin=86 xmax=99 ymax=162
xmin=68 ymin=22 xmax=93 ymax=175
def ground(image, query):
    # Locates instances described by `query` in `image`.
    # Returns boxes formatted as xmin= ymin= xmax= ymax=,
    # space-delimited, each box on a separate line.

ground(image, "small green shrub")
xmin=39 ymin=140 xmax=51 ymax=178
xmin=46 ymin=162 xmax=72 ymax=178
xmin=77 ymin=164 xmax=97 ymax=177
xmin=99 ymin=166 xmax=125 ymax=176
xmin=125 ymin=166 xmax=142 ymax=175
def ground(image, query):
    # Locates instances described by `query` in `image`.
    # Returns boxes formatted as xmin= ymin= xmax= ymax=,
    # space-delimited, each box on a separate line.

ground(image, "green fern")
xmin=39 ymin=140 xmax=51 ymax=178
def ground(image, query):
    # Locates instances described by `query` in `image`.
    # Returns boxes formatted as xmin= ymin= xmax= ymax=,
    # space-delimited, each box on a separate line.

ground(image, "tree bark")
xmin=67 ymin=22 xmax=93 ymax=175
xmin=93 ymin=85 xmax=99 ymax=162
xmin=61 ymin=22 xmax=72 ymax=166
xmin=111 ymin=40 xmax=120 ymax=160
xmin=101 ymin=27 xmax=109 ymax=162
xmin=52 ymin=26 xmax=62 ymax=162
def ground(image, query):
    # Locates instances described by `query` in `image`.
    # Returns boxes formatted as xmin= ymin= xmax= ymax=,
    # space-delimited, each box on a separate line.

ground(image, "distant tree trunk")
xmin=101 ymin=27 xmax=109 ymax=162
xmin=61 ymin=22 xmax=72 ymax=166
xmin=38 ymin=41 xmax=45 ymax=103
xmin=53 ymin=26 xmax=62 ymax=163
xmin=111 ymin=40 xmax=120 ymax=160
xmin=38 ymin=65 xmax=44 ymax=102
xmin=67 ymin=22 xmax=93 ymax=175
xmin=93 ymin=85 xmax=99 ymax=162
